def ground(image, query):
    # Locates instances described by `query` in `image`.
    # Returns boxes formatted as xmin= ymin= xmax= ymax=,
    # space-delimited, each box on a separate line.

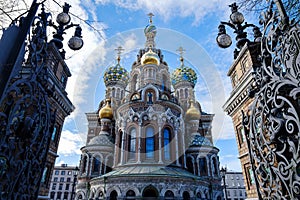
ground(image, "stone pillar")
xmin=137 ymin=122 xmax=142 ymax=163
xmin=158 ymin=123 xmax=163 ymax=164
xmin=174 ymin=128 xmax=180 ymax=166
xmin=120 ymin=129 xmax=126 ymax=165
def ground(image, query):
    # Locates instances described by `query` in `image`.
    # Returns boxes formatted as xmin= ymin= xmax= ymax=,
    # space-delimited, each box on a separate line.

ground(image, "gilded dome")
xmin=99 ymin=99 xmax=113 ymax=119
xmin=141 ymin=49 xmax=160 ymax=65
xmin=186 ymin=101 xmax=201 ymax=120
xmin=103 ymin=63 xmax=129 ymax=86
xmin=171 ymin=60 xmax=197 ymax=87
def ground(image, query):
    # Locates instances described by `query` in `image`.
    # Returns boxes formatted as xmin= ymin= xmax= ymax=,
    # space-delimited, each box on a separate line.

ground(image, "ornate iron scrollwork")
xmin=0 ymin=9 xmax=55 ymax=199
xmin=243 ymin=1 xmax=300 ymax=199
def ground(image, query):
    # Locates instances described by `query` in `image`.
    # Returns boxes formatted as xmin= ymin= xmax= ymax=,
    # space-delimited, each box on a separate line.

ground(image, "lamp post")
xmin=71 ymin=166 xmax=79 ymax=200
xmin=220 ymin=167 xmax=228 ymax=200
xmin=0 ymin=1 xmax=83 ymax=199
xmin=216 ymin=2 xmax=262 ymax=58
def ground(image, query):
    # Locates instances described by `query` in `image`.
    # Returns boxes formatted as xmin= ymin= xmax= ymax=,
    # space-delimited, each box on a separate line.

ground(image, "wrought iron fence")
xmin=243 ymin=0 xmax=300 ymax=199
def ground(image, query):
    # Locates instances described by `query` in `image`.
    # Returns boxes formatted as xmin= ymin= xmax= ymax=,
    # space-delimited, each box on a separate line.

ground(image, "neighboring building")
xmin=75 ymin=16 xmax=223 ymax=199
xmin=223 ymin=43 xmax=260 ymax=200
xmin=222 ymin=171 xmax=247 ymax=200
xmin=37 ymin=43 xmax=75 ymax=198
xmin=48 ymin=164 xmax=78 ymax=200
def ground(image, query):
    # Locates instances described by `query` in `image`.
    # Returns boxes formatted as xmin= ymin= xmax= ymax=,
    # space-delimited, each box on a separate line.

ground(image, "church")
xmin=75 ymin=14 xmax=223 ymax=200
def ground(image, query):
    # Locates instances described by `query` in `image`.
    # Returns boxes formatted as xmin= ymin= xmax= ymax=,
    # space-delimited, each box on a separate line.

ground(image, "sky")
xmin=7 ymin=0 xmax=261 ymax=172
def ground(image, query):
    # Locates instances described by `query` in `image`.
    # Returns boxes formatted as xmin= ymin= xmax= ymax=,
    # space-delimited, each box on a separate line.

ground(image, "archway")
xmin=183 ymin=191 xmax=190 ymax=200
xmin=109 ymin=190 xmax=118 ymax=200
xmin=142 ymin=185 xmax=159 ymax=199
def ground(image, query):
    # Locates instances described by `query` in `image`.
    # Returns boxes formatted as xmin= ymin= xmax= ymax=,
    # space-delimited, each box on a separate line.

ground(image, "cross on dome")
xmin=115 ymin=46 xmax=124 ymax=63
xmin=176 ymin=46 xmax=186 ymax=64
xmin=147 ymin=13 xmax=154 ymax=24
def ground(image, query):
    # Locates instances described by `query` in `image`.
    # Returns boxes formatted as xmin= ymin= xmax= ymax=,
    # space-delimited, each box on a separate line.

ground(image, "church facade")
xmin=76 ymin=15 xmax=222 ymax=200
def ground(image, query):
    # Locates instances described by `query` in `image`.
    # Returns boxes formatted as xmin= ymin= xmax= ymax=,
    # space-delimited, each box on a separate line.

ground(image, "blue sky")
xmin=44 ymin=0 xmax=261 ymax=172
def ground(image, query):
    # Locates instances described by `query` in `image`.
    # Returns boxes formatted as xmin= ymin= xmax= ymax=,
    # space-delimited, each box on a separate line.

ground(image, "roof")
xmin=100 ymin=166 xmax=199 ymax=179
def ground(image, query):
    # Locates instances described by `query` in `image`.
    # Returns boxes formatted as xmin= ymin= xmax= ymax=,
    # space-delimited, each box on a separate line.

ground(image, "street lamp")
xmin=49 ymin=3 xmax=84 ymax=57
xmin=70 ymin=166 xmax=79 ymax=200
xmin=220 ymin=167 xmax=228 ymax=200
xmin=216 ymin=2 xmax=262 ymax=58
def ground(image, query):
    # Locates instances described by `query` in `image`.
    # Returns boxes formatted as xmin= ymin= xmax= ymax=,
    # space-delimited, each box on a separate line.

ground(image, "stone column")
xmin=174 ymin=128 xmax=180 ymax=166
xmin=158 ymin=122 xmax=163 ymax=164
xmin=137 ymin=121 xmax=142 ymax=163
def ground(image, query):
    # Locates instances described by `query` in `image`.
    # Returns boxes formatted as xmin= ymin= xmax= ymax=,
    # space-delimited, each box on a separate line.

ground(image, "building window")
xmin=231 ymin=72 xmax=238 ymax=87
xmin=59 ymin=183 xmax=63 ymax=190
xmin=67 ymin=177 xmax=71 ymax=182
xmin=128 ymin=128 xmax=136 ymax=160
xmin=51 ymin=127 xmax=57 ymax=141
xmin=64 ymin=192 xmax=68 ymax=200
xmin=199 ymin=157 xmax=208 ymax=176
xmin=52 ymin=183 xmax=56 ymax=190
xmin=55 ymin=170 xmax=59 ymax=175
xmin=60 ymin=177 xmax=64 ymax=182
xmin=54 ymin=177 xmax=58 ymax=182
xmin=50 ymin=191 xmax=55 ymax=199
xmin=241 ymin=56 xmax=249 ymax=73
xmin=68 ymin=171 xmax=72 ymax=175
xmin=61 ymin=171 xmax=65 ymax=175
xmin=238 ymin=126 xmax=246 ymax=145
xmin=65 ymin=183 xmax=70 ymax=190
xmin=163 ymin=128 xmax=171 ymax=160
xmin=93 ymin=157 xmax=101 ymax=172
xmin=145 ymin=126 xmax=155 ymax=159
xmin=57 ymin=192 xmax=62 ymax=199
xmin=239 ymin=190 xmax=243 ymax=196
xmin=41 ymin=167 xmax=48 ymax=183
xmin=227 ymin=190 xmax=230 ymax=197
xmin=234 ymin=190 xmax=237 ymax=196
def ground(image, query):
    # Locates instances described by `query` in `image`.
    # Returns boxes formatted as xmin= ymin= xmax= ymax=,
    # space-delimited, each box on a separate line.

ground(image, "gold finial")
xmin=147 ymin=13 xmax=154 ymax=24
xmin=177 ymin=46 xmax=185 ymax=64
xmin=115 ymin=46 xmax=124 ymax=64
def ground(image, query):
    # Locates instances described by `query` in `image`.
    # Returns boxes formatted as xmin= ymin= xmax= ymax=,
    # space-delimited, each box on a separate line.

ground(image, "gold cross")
xmin=115 ymin=46 xmax=124 ymax=63
xmin=148 ymin=13 xmax=154 ymax=24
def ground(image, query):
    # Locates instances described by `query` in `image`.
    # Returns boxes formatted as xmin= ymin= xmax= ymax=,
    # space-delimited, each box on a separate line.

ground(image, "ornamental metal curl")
xmin=0 ymin=10 xmax=55 ymax=199
xmin=243 ymin=1 xmax=300 ymax=199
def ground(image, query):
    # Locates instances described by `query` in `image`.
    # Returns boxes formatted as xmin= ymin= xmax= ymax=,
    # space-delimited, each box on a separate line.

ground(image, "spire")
xmin=177 ymin=46 xmax=185 ymax=66
xmin=115 ymin=46 xmax=124 ymax=64
xmin=144 ymin=13 xmax=157 ymax=48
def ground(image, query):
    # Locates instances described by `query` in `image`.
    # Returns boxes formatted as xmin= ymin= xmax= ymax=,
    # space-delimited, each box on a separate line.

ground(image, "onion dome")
xmin=103 ymin=62 xmax=129 ymax=86
xmin=185 ymin=101 xmax=201 ymax=120
xmin=171 ymin=57 xmax=197 ymax=87
xmin=190 ymin=135 xmax=213 ymax=147
xmin=141 ymin=49 xmax=160 ymax=65
xmin=88 ymin=134 xmax=114 ymax=146
xmin=99 ymin=99 xmax=113 ymax=119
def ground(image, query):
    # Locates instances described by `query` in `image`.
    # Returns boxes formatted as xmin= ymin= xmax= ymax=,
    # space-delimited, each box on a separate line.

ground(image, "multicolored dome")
xmin=144 ymin=24 xmax=157 ymax=36
xmin=103 ymin=63 xmax=129 ymax=86
xmin=171 ymin=60 xmax=197 ymax=87
xmin=141 ymin=49 xmax=160 ymax=65
xmin=190 ymin=135 xmax=213 ymax=147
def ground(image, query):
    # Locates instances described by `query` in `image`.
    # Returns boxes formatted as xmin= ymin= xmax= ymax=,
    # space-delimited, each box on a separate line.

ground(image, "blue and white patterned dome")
xmin=103 ymin=63 xmax=129 ymax=86
xmin=190 ymin=135 xmax=213 ymax=147
xmin=144 ymin=24 xmax=157 ymax=36
xmin=171 ymin=62 xmax=197 ymax=87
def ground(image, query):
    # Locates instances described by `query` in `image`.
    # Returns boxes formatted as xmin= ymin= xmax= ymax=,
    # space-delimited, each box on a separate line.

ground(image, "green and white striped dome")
xmin=103 ymin=63 xmax=129 ymax=86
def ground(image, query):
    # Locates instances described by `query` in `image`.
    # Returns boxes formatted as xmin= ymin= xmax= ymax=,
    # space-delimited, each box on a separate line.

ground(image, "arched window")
xmin=118 ymin=131 xmax=123 ymax=164
xmin=186 ymin=156 xmax=194 ymax=174
xmin=93 ymin=157 xmax=100 ymax=173
xmin=165 ymin=190 xmax=174 ymax=199
xmin=212 ymin=157 xmax=218 ymax=176
xmin=132 ymin=74 xmax=138 ymax=91
xmin=185 ymin=88 xmax=188 ymax=98
xmin=128 ymin=128 xmax=136 ymax=160
xmin=125 ymin=190 xmax=136 ymax=199
xmin=163 ymin=128 xmax=171 ymax=160
xmin=183 ymin=191 xmax=190 ymax=200
xmin=116 ymin=88 xmax=120 ymax=99
xmin=145 ymin=126 xmax=155 ymax=159
xmin=109 ymin=190 xmax=118 ymax=200
xmin=82 ymin=156 xmax=87 ymax=174
xmin=112 ymin=88 xmax=115 ymax=98
xmin=199 ymin=157 xmax=208 ymax=176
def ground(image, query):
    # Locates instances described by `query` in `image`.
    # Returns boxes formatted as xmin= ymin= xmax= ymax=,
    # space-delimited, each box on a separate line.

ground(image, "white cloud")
xmin=92 ymin=0 xmax=232 ymax=25
xmin=57 ymin=130 xmax=83 ymax=156
xmin=219 ymin=154 xmax=242 ymax=172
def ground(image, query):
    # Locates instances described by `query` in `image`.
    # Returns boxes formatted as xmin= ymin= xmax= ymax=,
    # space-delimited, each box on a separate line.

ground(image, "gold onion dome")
xmin=171 ymin=57 xmax=197 ymax=87
xmin=186 ymin=101 xmax=201 ymax=120
xmin=141 ymin=48 xmax=160 ymax=65
xmin=99 ymin=99 xmax=113 ymax=119
xmin=103 ymin=60 xmax=129 ymax=86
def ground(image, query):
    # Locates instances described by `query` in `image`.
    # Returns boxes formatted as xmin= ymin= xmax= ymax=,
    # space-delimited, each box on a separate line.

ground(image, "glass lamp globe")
xmin=230 ymin=11 xmax=244 ymax=24
xmin=216 ymin=33 xmax=232 ymax=48
xmin=68 ymin=36 xmax=84 ymax=50
xmin=56 ymin=12 xmax=71 ymax=25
